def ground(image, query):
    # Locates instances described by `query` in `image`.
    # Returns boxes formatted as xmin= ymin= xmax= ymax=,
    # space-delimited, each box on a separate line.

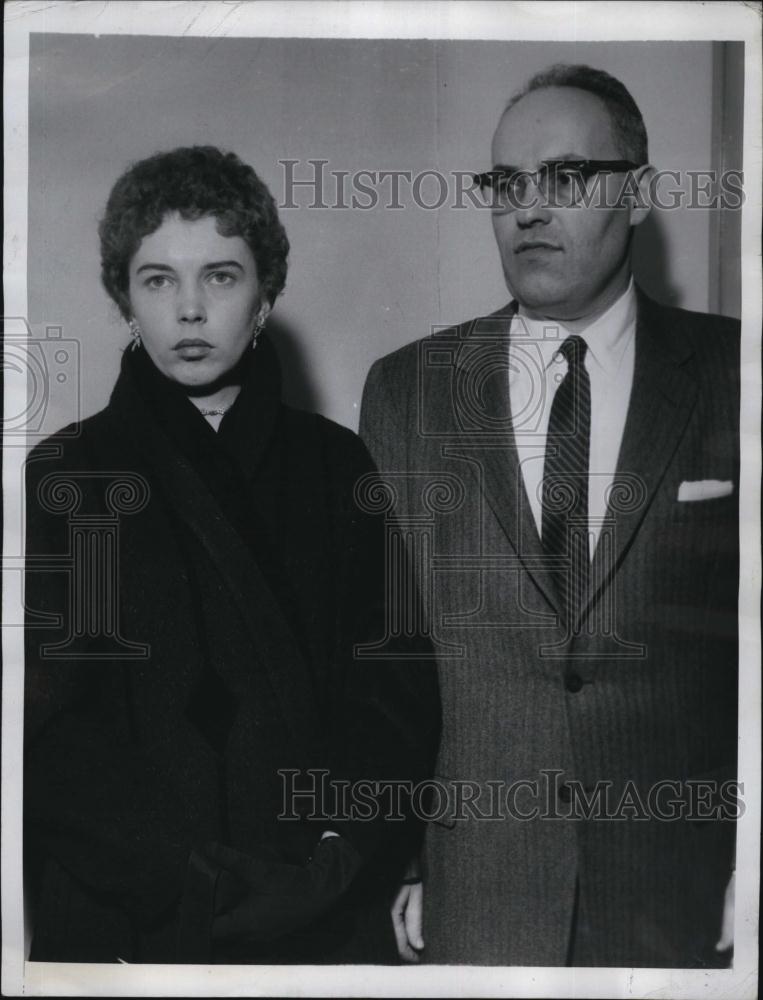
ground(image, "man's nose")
xmin=514 ymin=174 xmax=552 ymax=227
xmin=177 ymin=284 xmax=206 ymax=323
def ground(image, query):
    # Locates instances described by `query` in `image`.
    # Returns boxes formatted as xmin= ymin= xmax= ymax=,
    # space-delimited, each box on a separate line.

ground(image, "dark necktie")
xmin=541 ymin=335 xmax=591 ymax=625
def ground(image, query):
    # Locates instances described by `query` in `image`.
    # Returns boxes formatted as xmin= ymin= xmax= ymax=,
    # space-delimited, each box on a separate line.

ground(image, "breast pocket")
xmin=670 ymin=490 xmax=738 ymax=526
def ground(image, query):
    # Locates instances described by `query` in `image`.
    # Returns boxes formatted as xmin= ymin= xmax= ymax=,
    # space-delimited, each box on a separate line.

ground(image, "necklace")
xmin=198 ymin=405 xmax=231 ymax=417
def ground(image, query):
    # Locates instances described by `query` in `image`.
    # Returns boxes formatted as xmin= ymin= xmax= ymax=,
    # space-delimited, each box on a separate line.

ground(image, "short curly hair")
xmin=506 ymin=64 xmax=648 ymax=165
xmin=98 ymin=146 xmax=289 ymax=319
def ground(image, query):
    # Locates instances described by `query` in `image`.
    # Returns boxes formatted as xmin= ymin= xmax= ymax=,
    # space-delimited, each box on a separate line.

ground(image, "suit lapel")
xmin=449 ymin=305 xmax=562 ymax=617
xmin=452 ymin=293 xmax=700 ymax=628
xmin=584 ymin=292 xmax=698 ymax=620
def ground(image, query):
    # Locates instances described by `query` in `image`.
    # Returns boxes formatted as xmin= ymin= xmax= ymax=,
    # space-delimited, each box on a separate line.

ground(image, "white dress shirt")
xmin=508 ymin=278 xmax=637 ymax=558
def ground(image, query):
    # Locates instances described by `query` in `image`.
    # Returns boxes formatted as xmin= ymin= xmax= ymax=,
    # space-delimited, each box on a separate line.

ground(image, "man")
xmin=360 ymin=64 xmax=739 ymax=966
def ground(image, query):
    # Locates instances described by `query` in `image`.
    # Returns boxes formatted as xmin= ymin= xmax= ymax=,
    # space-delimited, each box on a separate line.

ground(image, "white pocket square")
xmin=677 ymin=479 xmax=734 ymax=502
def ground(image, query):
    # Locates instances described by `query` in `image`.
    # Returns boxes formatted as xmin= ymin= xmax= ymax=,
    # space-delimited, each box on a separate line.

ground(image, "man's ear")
xmin=627 ymin=164 xmax=656 ymax=227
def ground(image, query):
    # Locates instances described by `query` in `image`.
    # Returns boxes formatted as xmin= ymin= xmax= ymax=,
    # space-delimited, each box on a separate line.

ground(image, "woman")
xmin=24 ymin=146 xmax=440 ymax=964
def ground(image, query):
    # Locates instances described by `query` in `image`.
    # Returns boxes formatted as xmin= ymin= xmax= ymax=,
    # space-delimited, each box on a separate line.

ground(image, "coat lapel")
xmin=584 ymin=291 xmax=698 ymax=620
xmin=158 ymin=448 xmax=324 ymax=760
xmin=107 ymin=363 xmax=324 ymax=762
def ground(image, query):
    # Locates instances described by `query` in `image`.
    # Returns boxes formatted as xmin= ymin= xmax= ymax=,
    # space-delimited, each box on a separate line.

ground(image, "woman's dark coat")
xmin=24 ymin=338 xmax=440 ymax=963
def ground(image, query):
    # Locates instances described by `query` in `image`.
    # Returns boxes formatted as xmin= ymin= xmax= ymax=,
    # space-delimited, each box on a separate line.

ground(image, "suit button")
xmin=565 ymin=673 xmax=584 ymax=693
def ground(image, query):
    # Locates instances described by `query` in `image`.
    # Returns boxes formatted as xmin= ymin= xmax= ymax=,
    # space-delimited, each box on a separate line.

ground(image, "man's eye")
xmin=554 ymin=170 xmax=578 ymax=187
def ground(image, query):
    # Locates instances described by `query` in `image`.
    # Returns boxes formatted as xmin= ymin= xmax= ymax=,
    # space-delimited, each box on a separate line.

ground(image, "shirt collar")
xmin=510 ymin=276 xmax=636 ymax=379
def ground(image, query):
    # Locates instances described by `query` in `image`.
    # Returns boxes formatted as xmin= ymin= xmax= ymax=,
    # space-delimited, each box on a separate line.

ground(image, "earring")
xmin=251 ymin=311 xmax=267 ymax=350
xmin=128 ymin=318 xmax=142 ymax=351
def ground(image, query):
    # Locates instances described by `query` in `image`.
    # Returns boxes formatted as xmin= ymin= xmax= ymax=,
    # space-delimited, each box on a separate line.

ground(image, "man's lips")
xmin=515 ymin=241 xmax=562 ymax=253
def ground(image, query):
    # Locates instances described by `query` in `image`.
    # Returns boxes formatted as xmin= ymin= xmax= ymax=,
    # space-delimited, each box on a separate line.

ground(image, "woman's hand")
xmin=391 ymin=876 xmax=425 ymax=962
xmin=203 ymin=835 xmax=363 ymax=944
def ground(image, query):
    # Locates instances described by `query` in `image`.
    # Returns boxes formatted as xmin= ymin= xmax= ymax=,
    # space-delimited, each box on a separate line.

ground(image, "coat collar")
xmin=111 ymin=334 xmax=282 ymax=484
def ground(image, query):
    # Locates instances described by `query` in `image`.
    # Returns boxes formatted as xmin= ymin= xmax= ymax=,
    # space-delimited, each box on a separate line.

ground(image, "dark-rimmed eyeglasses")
xmin=474 ymin=159 xmax=643 ymax=211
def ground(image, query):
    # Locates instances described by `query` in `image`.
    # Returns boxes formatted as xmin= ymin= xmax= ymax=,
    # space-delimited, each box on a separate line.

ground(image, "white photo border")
xmin=3 ymin=2 xmax=761 ymax=997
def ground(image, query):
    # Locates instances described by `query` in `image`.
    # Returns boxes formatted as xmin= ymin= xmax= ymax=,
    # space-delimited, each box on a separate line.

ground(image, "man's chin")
xmin=508 ymin=280 xmax=574 ymax=318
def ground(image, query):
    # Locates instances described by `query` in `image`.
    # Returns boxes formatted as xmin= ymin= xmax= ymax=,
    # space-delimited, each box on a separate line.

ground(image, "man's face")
xmin=491 ymin=86 xmax=644 ymax=321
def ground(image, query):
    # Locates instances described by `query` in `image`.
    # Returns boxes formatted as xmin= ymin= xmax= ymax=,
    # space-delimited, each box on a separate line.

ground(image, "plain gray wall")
xmin=28 ymin=35 xmax=739 ymax=435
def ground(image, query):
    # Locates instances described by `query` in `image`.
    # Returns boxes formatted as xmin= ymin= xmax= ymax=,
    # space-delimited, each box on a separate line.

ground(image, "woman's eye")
xmin=144 ymin=274 xmax=171 ymax=289
xmin=208 ymin=272 xmax=235 ymax=287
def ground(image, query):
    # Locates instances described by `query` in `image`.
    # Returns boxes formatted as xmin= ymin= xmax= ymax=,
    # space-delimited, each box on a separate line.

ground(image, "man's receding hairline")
xmin=495 ymin=85 xmax=630 ymax=160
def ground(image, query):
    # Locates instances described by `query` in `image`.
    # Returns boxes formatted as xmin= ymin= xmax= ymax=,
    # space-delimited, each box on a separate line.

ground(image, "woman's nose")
xmin=177 ymin=285 xmax=206 ymax=323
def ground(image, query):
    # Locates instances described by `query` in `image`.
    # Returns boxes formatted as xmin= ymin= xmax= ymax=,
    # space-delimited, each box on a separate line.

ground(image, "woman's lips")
xmin=173 ymin=339 xmax=213 ymax=360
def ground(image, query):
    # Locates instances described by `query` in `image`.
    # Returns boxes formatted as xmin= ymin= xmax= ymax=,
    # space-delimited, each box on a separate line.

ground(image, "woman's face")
xmin=127 ymin=212 xmax=265 ymax=389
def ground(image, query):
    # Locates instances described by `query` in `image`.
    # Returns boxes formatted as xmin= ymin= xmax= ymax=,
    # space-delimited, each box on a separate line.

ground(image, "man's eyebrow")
xmin=542 ymin=153 xmax=588 ymax=162
xmin=491 ymin=156 xmax=588 ymax=171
